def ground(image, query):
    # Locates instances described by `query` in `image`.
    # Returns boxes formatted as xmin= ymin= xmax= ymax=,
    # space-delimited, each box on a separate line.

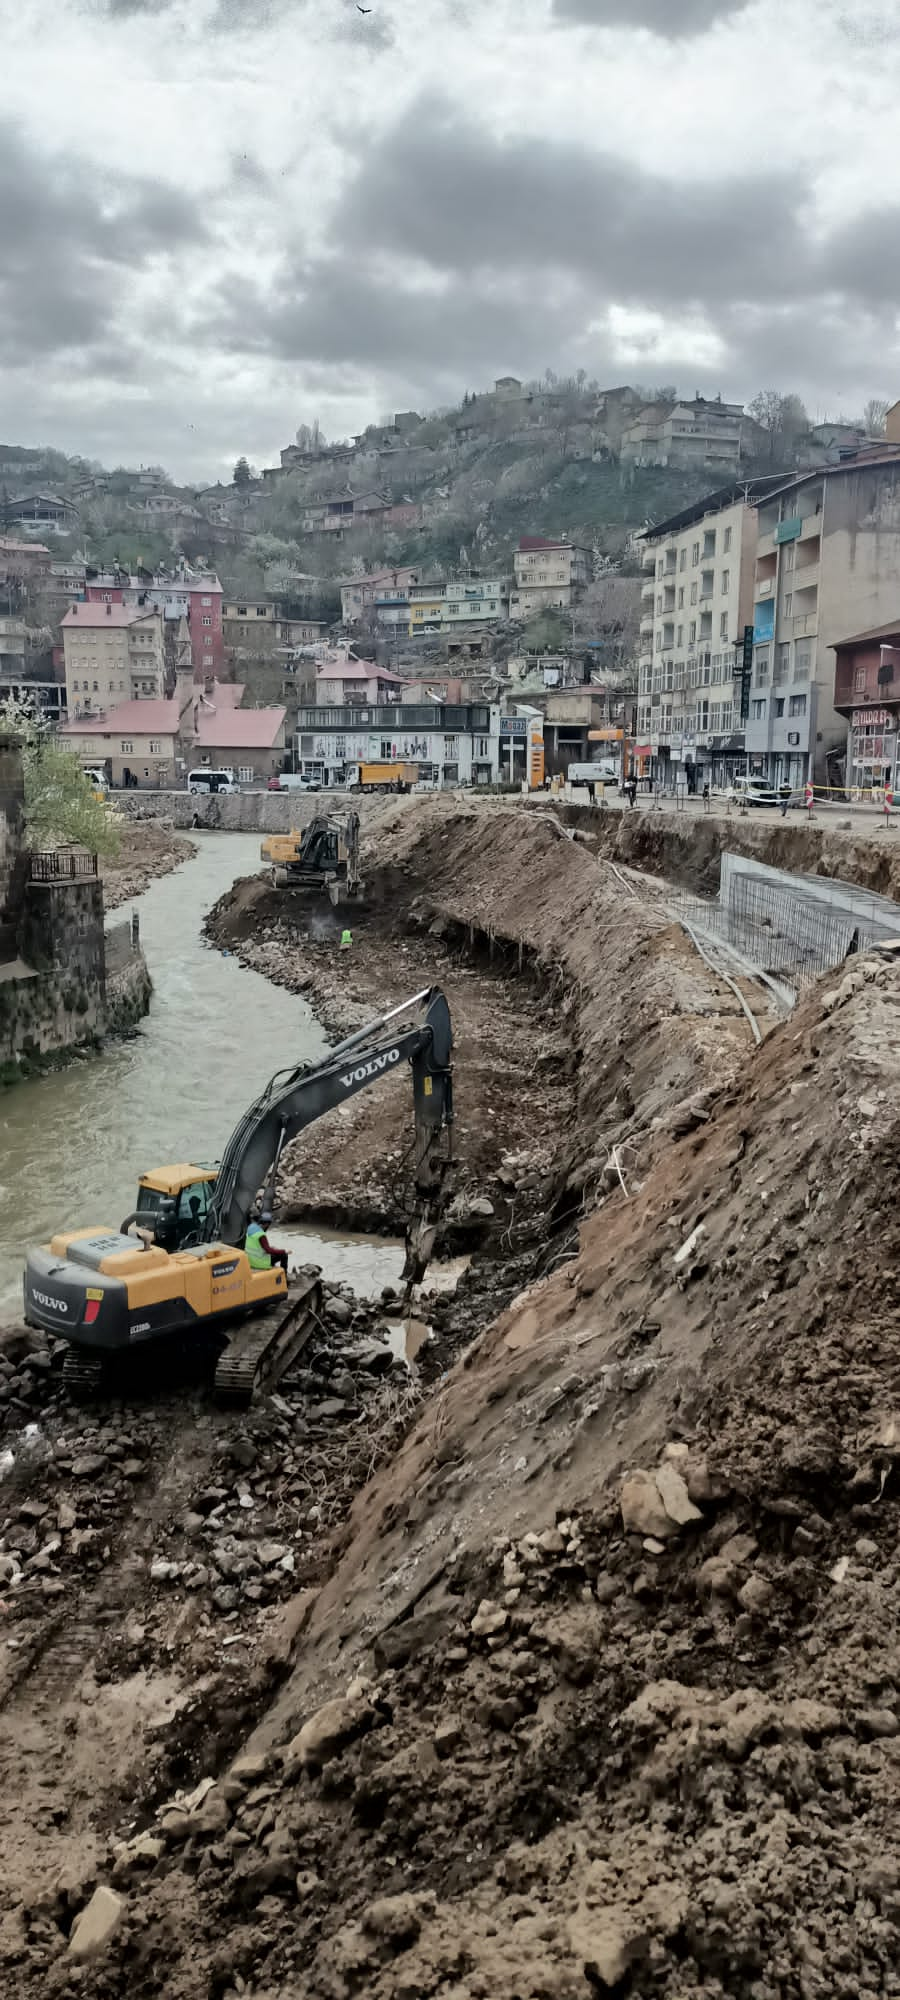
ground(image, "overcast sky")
xmin=2 ymin=0 xmax=899 ymax=481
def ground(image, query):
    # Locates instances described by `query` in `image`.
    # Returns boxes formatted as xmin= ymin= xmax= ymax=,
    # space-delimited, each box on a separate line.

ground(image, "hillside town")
xmin=2 ymin=379 xmax=900 ymax=797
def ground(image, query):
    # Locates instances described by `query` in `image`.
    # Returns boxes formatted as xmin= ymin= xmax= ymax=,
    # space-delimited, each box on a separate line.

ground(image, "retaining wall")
xmin=117 ymin=790 xmax=354 ymax=833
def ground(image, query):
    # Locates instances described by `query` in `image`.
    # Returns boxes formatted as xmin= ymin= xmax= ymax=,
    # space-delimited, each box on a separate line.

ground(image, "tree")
xmin=863 ymin=397 xmax=889 ymax=437
xmin=747 ymin=391 xmax=809 ymax=461
xmin=0 ymin=698 xmax=119 ymax=858
xmin=294 ymin=421 xmax=324 ymax=454
xmin=232 ymin=456 xmax=252 ymax=489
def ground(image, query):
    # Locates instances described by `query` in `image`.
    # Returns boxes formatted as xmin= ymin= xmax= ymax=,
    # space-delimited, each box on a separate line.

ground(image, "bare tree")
xmin=747 ymin=391 xmax=809 ymax=461
xmin=863 ymin=397 xmax=889 ymax=437
xmin=294 ymin=420 xmax=325 ymax=453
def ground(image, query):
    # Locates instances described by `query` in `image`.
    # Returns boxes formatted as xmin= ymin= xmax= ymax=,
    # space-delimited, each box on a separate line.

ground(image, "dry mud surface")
xmin=3 ymin=796 xmax=897 ymax=2000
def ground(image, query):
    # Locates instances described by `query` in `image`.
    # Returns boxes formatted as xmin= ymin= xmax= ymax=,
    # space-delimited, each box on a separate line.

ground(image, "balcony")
xmin=775 ymin=516 xmax=803 ymax=544
xmin=791 ymin=613 xmax=818 ymax=637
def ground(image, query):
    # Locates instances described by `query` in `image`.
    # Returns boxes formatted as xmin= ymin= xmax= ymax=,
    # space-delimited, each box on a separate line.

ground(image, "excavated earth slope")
xmin=7 ymin=802 xmax=899 ymax=2000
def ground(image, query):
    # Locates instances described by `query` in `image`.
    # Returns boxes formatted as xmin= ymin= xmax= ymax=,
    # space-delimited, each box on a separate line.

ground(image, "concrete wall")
xmin=116 ymin=789 xmax=356 ymax=832
xmin=0 ymin=733 xmax=27 ymax=955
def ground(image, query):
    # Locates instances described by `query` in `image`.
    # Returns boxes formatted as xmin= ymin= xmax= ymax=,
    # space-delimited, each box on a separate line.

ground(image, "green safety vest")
xmin=245 ymin=1224 xmax=271 ymax=1271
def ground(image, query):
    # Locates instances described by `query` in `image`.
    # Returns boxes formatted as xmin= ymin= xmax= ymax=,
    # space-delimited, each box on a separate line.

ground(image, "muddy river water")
xmin=0 ymin=832 xmax=413 ymax=1314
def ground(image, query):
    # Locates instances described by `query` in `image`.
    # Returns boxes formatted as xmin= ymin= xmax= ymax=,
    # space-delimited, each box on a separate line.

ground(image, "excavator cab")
xmin=122 ymin=1166 xmax=219 ymax=1251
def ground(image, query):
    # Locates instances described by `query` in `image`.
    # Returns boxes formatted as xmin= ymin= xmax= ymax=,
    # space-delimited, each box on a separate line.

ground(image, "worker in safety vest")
xmin=340 ymin=928 xmax=352 ymax=951
xmin=245 ymin=1210 xmax=289 ymax=1275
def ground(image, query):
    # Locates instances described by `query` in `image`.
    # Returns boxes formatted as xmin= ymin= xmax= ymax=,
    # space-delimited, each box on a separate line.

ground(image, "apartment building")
xmin=747 ymin=450 xmax=900 ymax=787
xmin=407 ymin=579 xmax=503 ymax=636
xmin=637 ymin=478 xmax=781 ymax=787
xmin=85 ymin=572 xmax=225 ymax=675
xmin=340 ymin=568 xmax=418 ymax=625
xmin=621 ymin=395 xmax=746 ymax=471
xmin=509 ymin=539 xmax=590 ymax=620
xmin=61 ymin=602 xmax=167 ymax=719
xmin=831 ymin=621 xmax=900 ymax=794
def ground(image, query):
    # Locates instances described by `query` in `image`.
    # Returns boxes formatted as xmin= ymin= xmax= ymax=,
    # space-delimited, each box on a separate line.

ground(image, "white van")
xmin=187 ymin=768 xmax=236 ymax=795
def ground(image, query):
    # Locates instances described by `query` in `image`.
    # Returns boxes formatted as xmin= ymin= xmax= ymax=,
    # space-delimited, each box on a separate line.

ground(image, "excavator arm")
xmin=203 ymin=986 xmax=453 ymax=1249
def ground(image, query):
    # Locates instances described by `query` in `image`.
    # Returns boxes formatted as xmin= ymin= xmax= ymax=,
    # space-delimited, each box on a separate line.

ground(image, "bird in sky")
xmin=356 ymin=5 xmax=372 ymax=12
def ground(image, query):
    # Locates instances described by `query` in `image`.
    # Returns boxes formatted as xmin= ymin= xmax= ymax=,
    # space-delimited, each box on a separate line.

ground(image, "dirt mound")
xmin=102 ymin=822 xmax=194 ymax=910
xmin=51 ymin=946 xmax=898 ymax=1999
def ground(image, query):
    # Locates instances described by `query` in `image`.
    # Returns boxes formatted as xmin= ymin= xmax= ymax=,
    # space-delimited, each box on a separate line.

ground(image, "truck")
xmin=348 ymin=761 xmax=420 ymax=793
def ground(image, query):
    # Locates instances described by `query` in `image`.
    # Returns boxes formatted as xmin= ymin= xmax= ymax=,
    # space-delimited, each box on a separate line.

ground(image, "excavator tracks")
xmin=61 ymin=1350 xmax=107 ymax=1401
xmin=213 ymin=1269 xmax=323 ymax=1408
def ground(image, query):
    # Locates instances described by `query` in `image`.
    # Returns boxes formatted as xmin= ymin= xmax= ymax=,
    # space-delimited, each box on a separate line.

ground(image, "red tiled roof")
xmin=316 ymin=661 xmax=404 ymax=682
xmin=60 ymin=698 xmax=180 ymax=737
xmin=61 ymin=603 xmax=158 ymax=629
xmin=194 ymin=705 xmax=286 ymax=749
xmin=519 ymin=536 xmax=569 ymax=553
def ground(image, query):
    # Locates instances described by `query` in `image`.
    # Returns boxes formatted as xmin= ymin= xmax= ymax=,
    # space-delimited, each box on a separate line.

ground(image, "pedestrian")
xmin=804 ymin=779 xmax=814 ymax=817
xmin=702 ymin=782 xmax=710 ymax=810
xmin=628 ymin=776 xmax=638 ymax=808
xmin=884 ymin=782 xmax=894 ymax=827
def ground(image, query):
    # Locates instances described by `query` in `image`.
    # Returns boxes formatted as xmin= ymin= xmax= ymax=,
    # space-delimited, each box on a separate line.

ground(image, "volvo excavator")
xmin=24 ymin=987 xmax=453 ymax=1406
xmin=260 ymin=811 xmax=362 ymax=904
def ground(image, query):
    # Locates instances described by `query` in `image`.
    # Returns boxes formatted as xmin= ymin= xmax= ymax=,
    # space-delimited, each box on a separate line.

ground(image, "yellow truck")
xmin=350 ymin=761 xmax=419 ymax=793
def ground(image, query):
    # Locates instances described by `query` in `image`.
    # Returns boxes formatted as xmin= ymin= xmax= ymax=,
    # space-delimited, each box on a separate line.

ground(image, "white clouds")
xmin=0 ymin=0 xmax=899 ymax=474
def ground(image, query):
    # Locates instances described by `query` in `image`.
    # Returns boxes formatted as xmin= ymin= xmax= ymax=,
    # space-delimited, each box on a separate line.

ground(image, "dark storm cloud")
xmin=333 ymin=100 xmax=811 ymax=309
xmin=0 ymin=119 xmax=209 ymax=364
xmin=553 ymin=0 xmax=749 ymax=33
xmin=214 ymin=256 xmax=577 ymax=378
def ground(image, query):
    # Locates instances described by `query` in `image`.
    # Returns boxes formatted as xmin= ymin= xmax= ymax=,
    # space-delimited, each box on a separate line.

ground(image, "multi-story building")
xmin=340 ymin=568 xmax=419 ymax=625
xmin=407 ymin=579 xmax=504 ymax=636
xmin=831 ymin=620 xmax=900 ymax=794
xmin=61 ymin=683 xmax=287 ymax=789
xmin=637 ymin=478 xmax=782 ymax=788
xmin=296 ymin=701 xmax=501 ymax=788
xmin=747 ymin=450 xmax=900 ymax=787
xmin=509 ymin=539 xmax=590 ymax=620
xmin=0 ymin=614 xmax=26 ymax=676
xmin=315 ymin=657 xmax=406 ymax=705
xmin=61 ymin=602 xmax=167 ymax=719
xmin=84 ymin=572 xmax=225 ymax=676
xmin=621 ymin=395 xmax=747 ymax=471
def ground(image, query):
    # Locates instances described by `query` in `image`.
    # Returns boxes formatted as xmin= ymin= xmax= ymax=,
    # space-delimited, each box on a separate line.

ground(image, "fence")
xmin=670 ymin=856 xmax=900 ymax=995
xmin=30 ymin=851 xmax=98 ymax=882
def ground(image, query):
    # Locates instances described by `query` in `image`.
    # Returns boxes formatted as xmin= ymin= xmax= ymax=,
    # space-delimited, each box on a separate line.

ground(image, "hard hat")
xmin=261 ymin=1209 xmax=273 ymax=1225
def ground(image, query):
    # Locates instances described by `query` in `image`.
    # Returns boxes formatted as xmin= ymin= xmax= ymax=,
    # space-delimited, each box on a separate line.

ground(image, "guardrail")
xmin=29 ymin=851 xmax=98 ymax=882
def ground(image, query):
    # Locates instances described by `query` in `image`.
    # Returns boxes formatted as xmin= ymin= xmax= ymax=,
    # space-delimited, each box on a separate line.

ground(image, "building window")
xmin=789 ymin=693 xmax=807 ymax=717
xmin=201 ymin=615 xmax=212 ymax=627
xmin=655 ymin=633 xmax=662 ymax=652
xmin=689 ymin=621 xmax=696 ymax=642
xmin=475 ymin=736 xmax=490 ymax=758
xmin=719 ymin=613 xmax=728 ymax=638
xmin=149 ymin=739 xmax=162 ymax=752
xmin=774 ymin=698 xmax=785 ymax=717
xmin=721 ymin=570 xmax=730 ymax=595
xmin=776 ymin=642 xmax=791 ymax=681
xmin=795 ymin=646 xmax=811 ymax=681
xmin=256 ymin=606 xmax=267 ymax=616
xmin=751 ymin=698 xmax=767 ymax=719
xmin=854 ymin=666 xmax=867 ymax=693
xmin=691 ymin=543 xmax=699 ymax=567
xmin=690 ymin=583 xmax=697 ymax=605
xmin=238 ymin=765 xmax=253 ymax=782
xmin=723 ymin=526 xmax=732 ymax=553
xmin=201 ymin=596 xmax=211 ymax=607
xmin=676 ymin=625 xmax=683 ymax=647
xmin=755 ymin=655 xmax=769 ymax=684
xmin=677 ymin=587 xmax=684 ymax=609
xmin=679 ymin=549 xmax=686 ymax=571
xmin=784 ymin=593 xmax=792 ymax=616
xmin=120 ymin=739 xmax=134 ymax=753
xmin=203 ymin=654 xmax=213 ymax=667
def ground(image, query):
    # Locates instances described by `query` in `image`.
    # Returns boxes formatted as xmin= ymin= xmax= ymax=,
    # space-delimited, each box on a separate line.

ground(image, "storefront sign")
xmin=739 ymin=626 xmax=753 ymax=722
xmin=852 ymin=707 xmax=894 ymax=729
xmin=500 ymin=717 xmax=527 ymax=737
xmin=527 ymin=716 xmax=545 ymax=789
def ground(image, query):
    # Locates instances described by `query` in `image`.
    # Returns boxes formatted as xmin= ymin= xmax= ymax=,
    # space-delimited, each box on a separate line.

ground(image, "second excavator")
xmin=260 ymin=811 xmax=363 ymax=905
xmin=24 ymin=987 xmax=453 ymax=1405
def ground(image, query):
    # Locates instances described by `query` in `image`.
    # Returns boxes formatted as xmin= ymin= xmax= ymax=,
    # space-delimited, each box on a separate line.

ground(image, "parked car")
xmin=729 ymin=776 xmax=780 ymax=809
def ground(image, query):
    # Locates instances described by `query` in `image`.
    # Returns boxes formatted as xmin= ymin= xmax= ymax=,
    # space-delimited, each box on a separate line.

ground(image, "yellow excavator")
xmin=24 ymin=988 xmax=453 ymax=1405
xmin=261 ymin=810 xmax=363 ymax=905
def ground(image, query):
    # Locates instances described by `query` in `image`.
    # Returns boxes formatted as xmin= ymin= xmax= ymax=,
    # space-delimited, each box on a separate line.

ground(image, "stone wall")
xmin=0 ymin=732 xmax=27 ymax=959
xmin=117 ymin=789 xmax=352 ymax=833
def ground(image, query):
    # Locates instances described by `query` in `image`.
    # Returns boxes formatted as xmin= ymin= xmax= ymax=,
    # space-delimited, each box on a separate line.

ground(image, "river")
xmin=0 ymin=833 xmax=342 ymax=1314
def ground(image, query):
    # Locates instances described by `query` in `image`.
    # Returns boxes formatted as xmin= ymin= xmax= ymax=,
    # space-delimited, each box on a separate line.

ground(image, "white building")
xmin=510 ymin=538 xmax=590 ymax=620
xmin=622 ymin=395 xmax=747 ymax=471
xmin=296 ymin=700 xmax=501 ymax=788
xmin=637 ymin=477 xmax=783 ymax=787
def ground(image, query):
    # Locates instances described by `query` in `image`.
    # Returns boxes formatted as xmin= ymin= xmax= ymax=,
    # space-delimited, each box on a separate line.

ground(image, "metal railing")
xmin=29 ymin=851 xmax=98 ymax=882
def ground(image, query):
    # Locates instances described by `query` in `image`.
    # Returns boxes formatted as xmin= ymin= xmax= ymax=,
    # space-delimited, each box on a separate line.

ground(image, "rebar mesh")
xmin=671 ymin=873 xmax=883 ymax=991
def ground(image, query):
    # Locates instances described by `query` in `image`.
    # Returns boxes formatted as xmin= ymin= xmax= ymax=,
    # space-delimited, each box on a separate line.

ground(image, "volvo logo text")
xmin=32 ymin=1290 xmax=68 ymax=1315
xmin=340 ymin=1047 xmax=401 ymax=1089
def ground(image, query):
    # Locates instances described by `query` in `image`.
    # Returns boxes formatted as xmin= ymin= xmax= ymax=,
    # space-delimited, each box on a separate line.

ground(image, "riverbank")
xmin=5 ymin=802 xmax=900 ymax=1997
xmin=101 ymin=819 xmax=195 ymax=910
